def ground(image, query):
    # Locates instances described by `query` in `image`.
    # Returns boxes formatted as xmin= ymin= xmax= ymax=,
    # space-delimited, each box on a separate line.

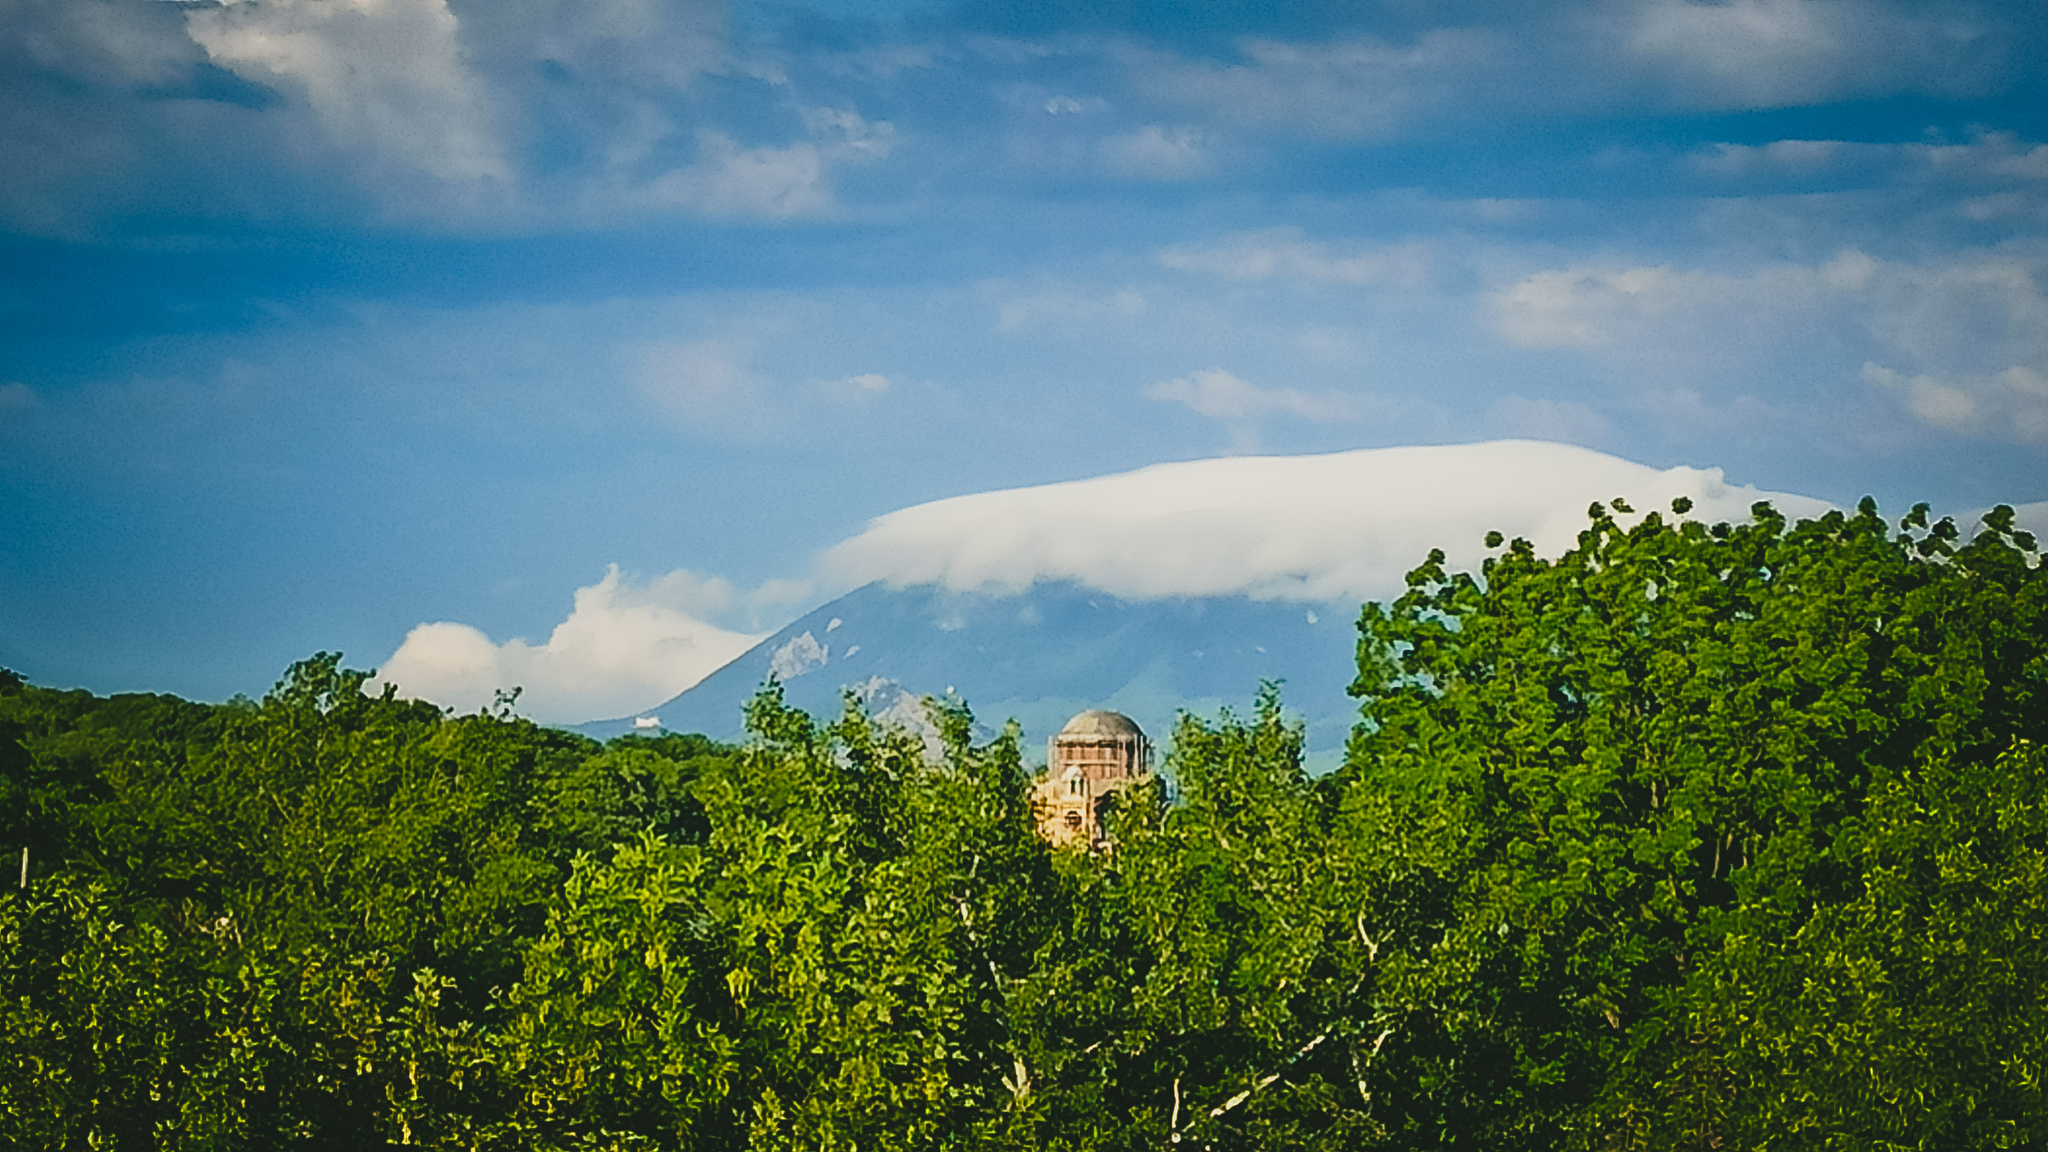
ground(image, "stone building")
xmin=1032 ymin=709 xmax=1152 ymax=848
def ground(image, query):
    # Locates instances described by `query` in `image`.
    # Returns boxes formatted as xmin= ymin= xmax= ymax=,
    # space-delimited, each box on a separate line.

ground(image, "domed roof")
xmin=1057 ymin=710 xmax=1145 ymax=739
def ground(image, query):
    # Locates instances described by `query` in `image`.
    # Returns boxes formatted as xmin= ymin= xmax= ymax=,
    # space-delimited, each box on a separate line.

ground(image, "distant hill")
xmin=575 ymin=580 xmax=1360 ymax=770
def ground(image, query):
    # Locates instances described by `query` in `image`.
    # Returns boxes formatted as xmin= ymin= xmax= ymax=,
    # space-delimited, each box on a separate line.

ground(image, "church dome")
xmin=1057 ymin=710 xmax=1145 ymax=739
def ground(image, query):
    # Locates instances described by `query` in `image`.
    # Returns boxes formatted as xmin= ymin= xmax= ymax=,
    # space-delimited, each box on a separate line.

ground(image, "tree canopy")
xmin=1333 ymin=497 xmax=2048 ymax=1148
xmin=0 ymin=499 xmax=2042 ymax=1149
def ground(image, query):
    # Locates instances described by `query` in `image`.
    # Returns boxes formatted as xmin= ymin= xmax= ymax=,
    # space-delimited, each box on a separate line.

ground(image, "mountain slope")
xmin=577 ymin=580 xmax=1360 ymax=767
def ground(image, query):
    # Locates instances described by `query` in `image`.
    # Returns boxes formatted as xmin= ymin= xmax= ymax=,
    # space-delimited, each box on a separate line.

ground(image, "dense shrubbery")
xmin=1 ymin=500 xmax=2044 ymax=1149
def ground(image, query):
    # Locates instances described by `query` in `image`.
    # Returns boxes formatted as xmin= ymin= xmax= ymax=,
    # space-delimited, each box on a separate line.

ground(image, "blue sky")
xmin=2 ymin=0 xmax=2045 ymax=717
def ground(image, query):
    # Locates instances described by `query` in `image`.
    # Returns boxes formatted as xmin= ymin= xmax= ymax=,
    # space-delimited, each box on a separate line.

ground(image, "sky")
xmin=2 ymin=0 xmax=2044 ymax=722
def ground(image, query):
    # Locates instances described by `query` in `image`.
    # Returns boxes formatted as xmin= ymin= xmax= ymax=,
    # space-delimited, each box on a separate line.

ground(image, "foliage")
xmin=1695 ymin=739 xmax=2048 ymax=1149
xmin=1079 ymin=687 xmax=1366 ymax=1150
xmin=1336 ymin=498 xmax=2048 ymax=1148
xmin=0 ymin=498 xmax=2044 ymax=1148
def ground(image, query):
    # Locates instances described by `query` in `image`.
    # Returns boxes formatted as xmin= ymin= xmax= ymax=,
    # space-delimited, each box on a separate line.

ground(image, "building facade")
xmin=1032 ymin=709 xmax=1151 ymax=848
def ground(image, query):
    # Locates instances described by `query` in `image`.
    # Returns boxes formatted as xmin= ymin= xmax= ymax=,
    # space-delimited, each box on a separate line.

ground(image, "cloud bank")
xmin=820 ymin=440 xmax=1835 ymax=603
xmin=2 ymin=0 xmax=2038 ymax=238
xmin=368 ymin=442 xmax=2039 ymax=725
xmin=371 ymin=565 xmax=765 ymax=724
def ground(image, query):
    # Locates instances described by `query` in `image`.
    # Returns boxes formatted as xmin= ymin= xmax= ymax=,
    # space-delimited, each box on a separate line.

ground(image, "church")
xmin=1030 ymin=709 xmax=1152 ymax=848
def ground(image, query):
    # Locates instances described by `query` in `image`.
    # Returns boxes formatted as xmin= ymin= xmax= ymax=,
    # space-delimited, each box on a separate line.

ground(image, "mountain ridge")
xmin=574 ymin=579 xmax=1360 ymax=770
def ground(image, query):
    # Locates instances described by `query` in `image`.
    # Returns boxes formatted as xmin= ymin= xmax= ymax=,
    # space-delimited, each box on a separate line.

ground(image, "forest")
xmin=3 ymin=498 xmax=2046 ymax=1151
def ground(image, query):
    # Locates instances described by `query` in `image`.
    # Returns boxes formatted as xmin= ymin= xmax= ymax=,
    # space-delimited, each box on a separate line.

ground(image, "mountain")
xmin=576 ymin=580 xmax=1361 ymax=770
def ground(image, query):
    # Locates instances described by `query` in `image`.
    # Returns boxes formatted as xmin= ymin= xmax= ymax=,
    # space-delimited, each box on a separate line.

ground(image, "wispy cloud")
xmin=1146 ymin=368 xmax=1360 ymax=449
xmin=640 ymin=133 xmax=832 ymax=218
xmin=1489 ymin=253 xmax=1881 ymax=348
xmin=633 ymin=109 xmax=893 ymax=219
xmin=1492 ymin=396 xmax=1611 ymax=445
xmin=1863 ymin=363 xmax=2048 ymax=445
xmin=1488 ymin=244 xmax=2048 ymax=444
xmin=633 ymin=336 xmax=782 ymax=437
xmin=1623 ymin=0 xmax=2010 ymax=107
xmin=1097 ymin=125 xmax=1213 ymax=179
xmin=995 ymin=288 xmax=1147 ymax=332
xmin=1159 ymin=230 xmax=1432 ymax=287
xmin=0 ymin=381 xmax=39 ymax=414
xmin=1123 ymin=30 xmax=1500 ymax=141
xmin=1691 ymin=131 xmax=2048 ymax=213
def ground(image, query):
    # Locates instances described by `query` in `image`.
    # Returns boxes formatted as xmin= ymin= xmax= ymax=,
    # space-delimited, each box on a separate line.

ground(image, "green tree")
xmin=1336 ymin=499 xmax=2048 ymax=1148
xmin=0 ymin=654 xmax=714 ymax=1148
xmin=1692 ymin=738 xmax=2048 ymax=1149
xmin=487 ymin=682 xmax=1060 ymax=1151
xmin=1094 ymin=686 xmax=1378 ymax=1151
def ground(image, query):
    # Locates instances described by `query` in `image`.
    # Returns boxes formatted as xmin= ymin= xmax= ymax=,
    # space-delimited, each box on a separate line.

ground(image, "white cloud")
xmin=371 ymin=565 xmax=767 ymax=723
xmin=996 ymin=288 xmax=1146 ymax=332
xmin=1128 ymin=30 xmax=1498 ymax=141
xmin=632 ymin=335 xmax=780 ymax=436
xmin=18 ymin=0 xmax=202 ymax=86
xmin=1097 ymin=125 xmax=1213 ymax=179
xmin=1492 ymin=395 xmax=1610 ymax=444
xmin=1489 ymin=249 xmax=2048 ymax=438
xmin=185 ymin=0 xmax=506 ymax=182
xmin=1489 ymin=252 xmax=1880 ymax=348
xmin=1694 ymin=138 xmax=1845 ymax=176
xmin=1067 ymin=1 xmax=2037 ymax=165
xmin=1623 ymin=0 xmax=2005 ymax=107
xmin=1708 ymin=131 xmax=2048 ymax=177
xmin=638 ymin=110 xmax=893 ymax=219
xmin=812 ymin=372 xmax=891 ymax=403
xmin=1146 ymin=369 xmax=1359 ymax=448
xmin=1043 ymin=94 xmax=1106 ymax=115
xmin=820 ymin=42 xmax=942 ymax=82
xmin=1912 ymin=132 xmax=2048 ymax=222
xmin=1862 ymin=363 xmax=2048 ymax=444
xmin=459 ymin=0 xmax=723 ymax=88
xmin=1942 ymin=134 xmax=2048 ymax=182
xmin=1159 ymin=230 xmax=1432 ymax=287
xmin=1693 ymin=133 xmax=2048 ymax=214
xmin=1859 ymin=257 xmax=2048 ymax=371
xmin=800 ymin=106 xmax=897 ymax=161
xmin=1112 ymin=2 xmax=2020 ymax=143
xmin=818 ymin=440 xmax=1833 ymax=603
xmin=1626 ymin=0 xmax=1845 ymax=104
xmin=642 ymin=133 xmax=830 ymax=218
xmin=634 ymin=331 xmax=899 ymax=435
xmin=1632 ymin=387 xmax=1783 ymax=437
xmin=1961 ymin=193 xmax=2048 ymax=224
